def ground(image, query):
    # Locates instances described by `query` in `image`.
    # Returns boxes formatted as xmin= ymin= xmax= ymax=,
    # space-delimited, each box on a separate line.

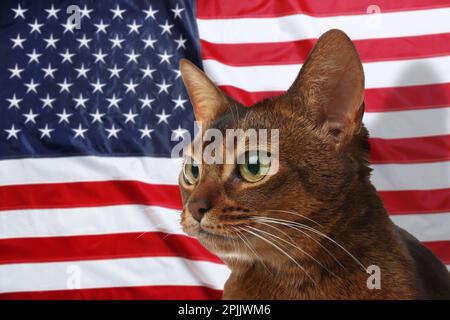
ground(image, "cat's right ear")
xmin=179 ymin=59 xmax=228 ymax=123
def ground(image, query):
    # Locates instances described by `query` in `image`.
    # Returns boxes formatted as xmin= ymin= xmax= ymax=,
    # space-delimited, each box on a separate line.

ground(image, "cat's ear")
xmin=288 ymin=29 xmax=365 ymax=145
xmin=179 ymin=59 xmax=228 ymax=123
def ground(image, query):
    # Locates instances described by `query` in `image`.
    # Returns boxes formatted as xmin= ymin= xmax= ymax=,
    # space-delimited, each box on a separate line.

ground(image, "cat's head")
xmin=178 ymin=30 xmax=370 ymax=265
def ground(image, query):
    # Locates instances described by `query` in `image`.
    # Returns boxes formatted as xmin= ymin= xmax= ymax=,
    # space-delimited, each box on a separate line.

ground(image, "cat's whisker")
xmin=253 ymin=216 xmax=366 ymax=272
xmin=254 ymin=219 xmax=346 ymax=270
xmin=135 ymin=231 xmax=148 ymax=240
xmin=267 ymin=209 xmax=323 ymax=227
xmin=242 ymin=226 xmax=319 ymax=287
xmin=246 ymin=225 xmax=337 ymax=278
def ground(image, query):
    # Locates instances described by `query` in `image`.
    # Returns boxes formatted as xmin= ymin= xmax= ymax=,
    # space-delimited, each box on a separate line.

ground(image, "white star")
xmin=90 ymin=78 xmax=106 ymax=93
xmin=105 ymin=124 xmax=122 ymax=139
xmin=38 ymin=124 xmax=54 ymax=139
xmin=107 ymin=64 xmax=123 ymax=79
xmin=57 ymin=78 xmax=73 ymax=93
xmin=61 ymin=19 xmax=77 ymax=34
xmin=140 ymin=65 xmax=156 ymax=79
xmin=28 ymin=19 xmax=44 ymax=34
xmin=171 ymin=4 xmax=185 ymax=19
xmin=125 ymin=49 xmax=140 ymax=64
xmin=43 ymin=34 xmax=59 ymax=49
xmin=109 ymin=34 xmax=125 ymax=49
xmin=79 ymin=5 xmax=93 ymax=19
xmin=94 ymin=19 xmax=109 ymax=34
xmin=45 ymin=4 xmax=60 ymax=19
xmin=40 ymin=93 xmax=56 ymax=109
xmin=139 ymin=94 xmax=155 ymax=109
xmin=172 ymin=125 xmax=188 ymax=140
xmin=8 ymin=64 xmax=24 ymax=79
xmin=74 ymin=63 xmax=90 ymax=79
xmin=5 ymin=124 xmax=21 ymax=140
xmin=76 ymin=34 xmax=92 ymax=49
xmin=93 ymin=48 xmax=108 ymax=63
xmin=172 ymin=95 xmax=188 ymax=110
xmin=72 ymin=124 xmax=88 ymax=139
xmin=89 ymin=109 xmax=105 ymax=123
xmin=141 ymin=35 xmax=157 ymax=49
xmin=73 ymin=93 xmax=89 ymax=108
xmin=106 ymin=94 xmax=122 ymax=109
xmin=127 ymin=20 xmax=142 ymax=34
xmin=159 ymin=20 xmax=174 ymax=35
xmin=10 ymin=34 xmax=26 ymax=49
xmin=123 ymin=109 xmax=138 ymax=124
xmin=156 ymin=79 xmax=172 ymax=94
xmin=6 ymin=94 xmax=22 ymax=109
xmin=24 ymin=79 xmax=40 ymax=94
xmin=12 ymin=4 xmax=28 ymax=19
xmin=56 ymin=109 xmax=72 ymax=124
xmin=26 ymin=49 xmax=42 ymax=64
xmin=156 ymin=109 xmax=171 ymax=124
xmin=143 ymin=5 xmax=158 ymax=20
xmin=139 ymin=125 xmax=154 ymax=139
xmin=23 ymin=109 xmax=39 ymax=124
xmin=172 ymin=68 xmax=182 ymax=79
xmin=124 ymin=79 xmax=139 ymax=94
xmin=110 ymin=4 xmax=126 ymax=20
xmin=41 ymin=63 xmax=57 ymax=78
xmin=157 ymin=50 xmax=173 ymax=65
xmin=174 ymin=35 xmax=187 ymax=50
xmin=59 ymin=49 xmax=75 ymax=63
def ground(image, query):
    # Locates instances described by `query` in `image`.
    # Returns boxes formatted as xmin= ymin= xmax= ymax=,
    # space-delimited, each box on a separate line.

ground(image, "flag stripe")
xmin=197 ymin=0 xmax=450 ymax=19
xmin=423 ymin=241 xmax=450 ymax=265
xmin=0 ymin=256 xmax=230 ymax=294
xmin=0 ymin=205 xmax=183 ymax=240
xmin=0 ymin=181 xmax=182 ymax=211
xmin=0 ymin=285 xmax=223 ymax=300
xmin=369 ymin=135 xmax=450 ymax=164
xmin=0 ymin=232 xmax=222 ymax=265
xmin=201 ymin=33 xmax=450 ymax=66
xmin=197 ymin=8 xmax=450 ymax=43
xmin=380 ymin=189 xmax=450 ymax=215
xmin=203 ymin=56 xmax=450 ymax=92
xmin=391 ymin=212 xmax=450 ymax=242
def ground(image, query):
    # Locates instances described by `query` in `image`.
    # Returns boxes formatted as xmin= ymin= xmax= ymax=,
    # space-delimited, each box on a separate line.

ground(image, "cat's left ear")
xmin=179 ymin=59 xmax=228 ymax=124
xmin=288 ymin=29 xmax=365 ymax=145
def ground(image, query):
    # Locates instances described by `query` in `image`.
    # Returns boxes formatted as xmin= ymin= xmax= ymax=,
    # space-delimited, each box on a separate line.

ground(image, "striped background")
xmin=1 ymin=0 xmax=449 ymax=299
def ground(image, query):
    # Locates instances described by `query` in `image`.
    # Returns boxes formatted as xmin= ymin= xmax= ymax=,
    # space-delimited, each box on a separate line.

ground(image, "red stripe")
xmin=219 ymin=83 xmax=450 ymax=113
xmin=423 ymin=240 xmax=450 ymax=265
xmin=0 ymin=232 xmax=222 ymax=265
xmin=201 ymin=33 xmax=450 ymax=66
xmin=369 ymin=135 xmax=450 ymax=164
xmin=0 ymin=285 xmax=223 ymax=300
xmin=0 ymin=180 xmax=182 ymax=211
xmin=380 ymin=189 xmax=450 ymax=215
xmin=197 ymin=0 xmax=450 ymax=19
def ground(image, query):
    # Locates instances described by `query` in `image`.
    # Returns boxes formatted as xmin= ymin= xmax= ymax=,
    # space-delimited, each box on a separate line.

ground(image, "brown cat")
xmin=177 ymin=29 xmax=450 ymax=299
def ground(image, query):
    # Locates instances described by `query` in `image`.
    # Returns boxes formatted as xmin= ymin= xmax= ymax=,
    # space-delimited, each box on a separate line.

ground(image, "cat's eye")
xmin=183 ymin=156 xmax=200 ymax=185
xmin=238 ymin=151 xmax=271 ymax=183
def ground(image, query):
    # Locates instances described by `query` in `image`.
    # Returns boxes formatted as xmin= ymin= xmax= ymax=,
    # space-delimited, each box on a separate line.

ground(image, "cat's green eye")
xmin=183 ymin=157 xmax=200 ymax=185
xmin=238 ymin=151 xmax=271 ymax=183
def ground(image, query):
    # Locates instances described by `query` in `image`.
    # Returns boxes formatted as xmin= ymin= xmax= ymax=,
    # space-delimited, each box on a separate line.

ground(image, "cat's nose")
xmin=188 ymin=199 xmax=212 ymax=222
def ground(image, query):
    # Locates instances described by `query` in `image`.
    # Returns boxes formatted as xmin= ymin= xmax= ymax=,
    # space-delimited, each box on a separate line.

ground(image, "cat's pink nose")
xmin=188 ymin=199 xmax=212 ymax=222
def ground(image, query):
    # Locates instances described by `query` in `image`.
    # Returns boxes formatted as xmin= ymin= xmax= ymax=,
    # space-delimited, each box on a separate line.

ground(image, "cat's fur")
xmin=178 ymin=29 xmax=450 ymax=299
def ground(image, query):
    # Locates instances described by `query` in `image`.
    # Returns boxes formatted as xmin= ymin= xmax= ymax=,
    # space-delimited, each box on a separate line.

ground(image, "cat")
xmin=177 ymin=29 xmax=450 ymax=299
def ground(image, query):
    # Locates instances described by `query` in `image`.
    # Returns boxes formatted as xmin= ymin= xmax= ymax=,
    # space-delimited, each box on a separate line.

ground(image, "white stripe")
xmin=391 ymin=212 xmax=450 ymax=242
xmin=0 ymin=257 xmax=230 ymax=293
xmin=363 ymin=107 xmax=450 ymax=139
xmin=371 ymin=161 xmax=450 ymax=191
xmin=197 ymin=8 xmax=450 ymax=44
xmin=203 ymin=56 xmax=450 ymax=91
xmin=0 ymin=156 xmax=182 ymax=187
xmin=0 ymin=205 xmax=183 ymax=240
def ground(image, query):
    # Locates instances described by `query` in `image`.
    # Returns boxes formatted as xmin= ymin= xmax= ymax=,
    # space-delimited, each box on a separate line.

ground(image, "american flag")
xmin=0 ymin=0 xmax=449 ymax=299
